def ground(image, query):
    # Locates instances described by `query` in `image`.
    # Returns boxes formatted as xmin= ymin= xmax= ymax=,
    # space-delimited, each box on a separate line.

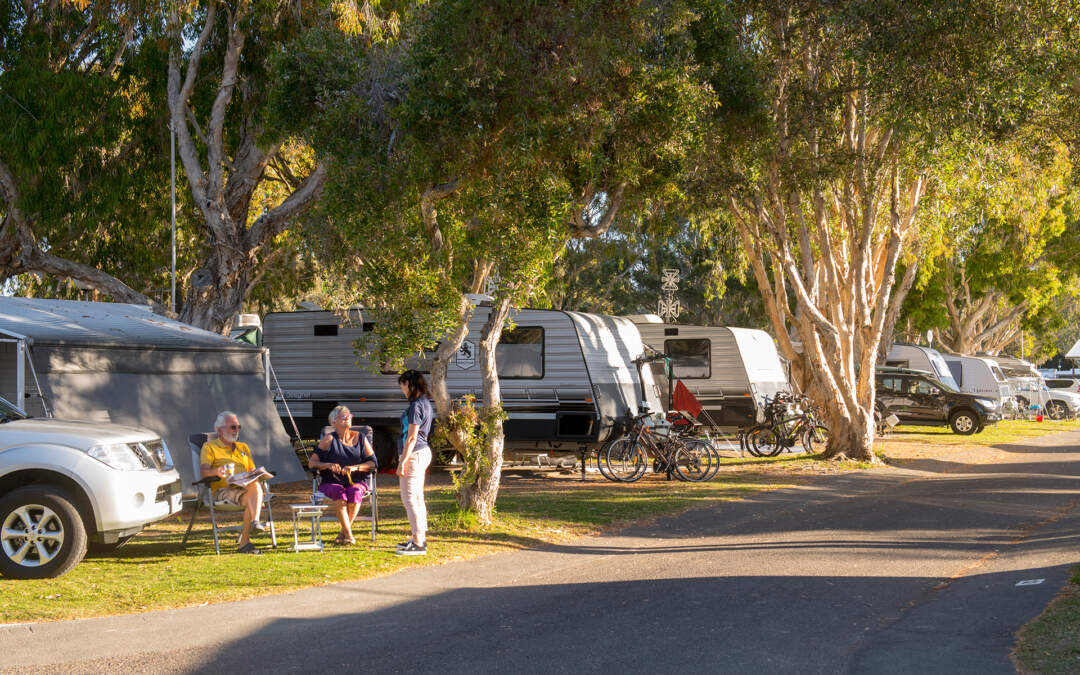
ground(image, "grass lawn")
xmin=0 ymin=467 xmax=802 ymax=624
xmin=1013 ymin=566 xmax=1080 ymax=674
xmin=878 ymin=418 xmax=1080 ymax=447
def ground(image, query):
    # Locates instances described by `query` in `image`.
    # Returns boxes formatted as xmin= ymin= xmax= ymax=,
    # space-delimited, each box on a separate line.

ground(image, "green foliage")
xmin=0 ymin=0 xmax=181 ymax=298
xmin=546 ymin=218 xmax=768 ymax=328
xmin=898 ymin=133 xmax=1079 ymax=353
xmin=435 ymin=394 xmax=508 ymax=495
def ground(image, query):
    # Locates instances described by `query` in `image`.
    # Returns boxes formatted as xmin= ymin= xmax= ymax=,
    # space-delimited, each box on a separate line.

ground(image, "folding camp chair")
xmin=182 ymin=432 xmax=277 ymax=554
xmin=303 ymin=425 xmax=379 ymax=542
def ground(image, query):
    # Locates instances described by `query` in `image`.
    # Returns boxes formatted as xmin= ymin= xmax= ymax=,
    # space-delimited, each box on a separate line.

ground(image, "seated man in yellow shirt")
xmin=200 ymin=411 xmax=265 ymax=554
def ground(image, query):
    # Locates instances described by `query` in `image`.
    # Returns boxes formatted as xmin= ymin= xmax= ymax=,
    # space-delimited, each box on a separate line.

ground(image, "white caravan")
xmin=262 ymin=306 xmax=663 ymax=465
xmin=885 ymin=344 xmax=960 ymax=391
xmin=629 ymin=316 xmax=790 ymax=428
xmin=944 ymin=355 xmax=1015 ymax=417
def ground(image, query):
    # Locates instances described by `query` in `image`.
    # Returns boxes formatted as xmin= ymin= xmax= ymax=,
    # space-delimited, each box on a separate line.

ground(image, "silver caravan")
xmin=629 ymin=316 xmax=790 ymax=427
xmin=885 ymin=344 xmax=960 ymax=391
xmin=262 ymin=307 xmax=663 ymax=464
xmin=944 ymin=355 xmax=1014 ymax=415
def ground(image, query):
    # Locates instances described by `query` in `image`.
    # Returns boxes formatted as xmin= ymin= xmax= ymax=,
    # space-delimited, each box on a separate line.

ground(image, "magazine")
xmin=227 ymin=466 xmax=274 ymax=487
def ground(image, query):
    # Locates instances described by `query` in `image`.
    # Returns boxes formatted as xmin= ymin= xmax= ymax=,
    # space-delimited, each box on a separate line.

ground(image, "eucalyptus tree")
xmin=689 ymin=0 xmax=1068 ymax=460
xmin=163 ymin=0 xmax=342 ymax=332
xmin=289 ymin=0 xmax=712 ymax=521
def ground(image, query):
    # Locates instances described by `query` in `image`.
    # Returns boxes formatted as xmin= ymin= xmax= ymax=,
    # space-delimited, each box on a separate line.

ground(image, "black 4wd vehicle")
xmin=875 ymin=366 xmax=1002 ymax=435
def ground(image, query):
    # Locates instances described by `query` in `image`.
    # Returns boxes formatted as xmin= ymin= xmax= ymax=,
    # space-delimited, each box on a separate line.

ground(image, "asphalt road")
xmin=2 ymin=432 xmax=1079 ymax=674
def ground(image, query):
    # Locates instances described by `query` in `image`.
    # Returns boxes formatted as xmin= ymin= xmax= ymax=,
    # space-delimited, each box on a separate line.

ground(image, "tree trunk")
xmin=429 ymin=294 xmax=474 ymax=453
xmin=456 ymin=295 xmax=511 ymax=524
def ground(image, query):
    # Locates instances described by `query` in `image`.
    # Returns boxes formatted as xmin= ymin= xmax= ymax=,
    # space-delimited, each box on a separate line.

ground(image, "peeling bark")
xmin=166 ymin=2 xmax=327 ymax=334
xmin=455 ymin=295 xmax=512 ymax=524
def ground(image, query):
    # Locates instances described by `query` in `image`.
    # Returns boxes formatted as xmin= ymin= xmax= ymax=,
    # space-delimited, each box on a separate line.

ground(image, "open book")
xmin=227 ymin=466 xmax=274 ymax=488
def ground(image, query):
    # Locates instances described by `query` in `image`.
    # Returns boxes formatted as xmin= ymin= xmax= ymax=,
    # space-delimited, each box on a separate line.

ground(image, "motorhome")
xmin=628 ymin=316 xmax=790 ymax=427
xmin=262 ymin=307 xmax=663 ymax=465
xmin=884 ymin=344 xmax=960 ymax=391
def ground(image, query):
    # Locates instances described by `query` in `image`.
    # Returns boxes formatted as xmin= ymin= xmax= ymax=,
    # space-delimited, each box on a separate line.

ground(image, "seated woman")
xmin=308 ymin=405 xmax=377 ymax=544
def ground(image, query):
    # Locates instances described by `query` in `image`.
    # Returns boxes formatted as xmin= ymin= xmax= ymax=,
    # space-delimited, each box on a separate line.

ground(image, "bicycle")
xmin=665 ymin=409 xmax=722 ymax=480
xmin=747 ymin=393 xmax=829 ymax=457
xmin=601 ymin=409 xmax=714 ymax=482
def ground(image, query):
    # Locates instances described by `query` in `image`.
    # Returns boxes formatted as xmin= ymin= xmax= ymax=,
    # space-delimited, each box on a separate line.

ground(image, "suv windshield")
xmin=0 ymin=395 xmax=28 ymax=423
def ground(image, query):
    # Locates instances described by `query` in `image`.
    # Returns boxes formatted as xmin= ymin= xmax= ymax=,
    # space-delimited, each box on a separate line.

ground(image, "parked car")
xmin=1044 ymin=377 xmax=1080 ymax=394
xmin=0 ymin=396 xmax=182 ymax=579
xmin=1009 ymin=377 xmax=1080 ymax=420
xmin=874 ymin=366 xmax=1003 ymax=435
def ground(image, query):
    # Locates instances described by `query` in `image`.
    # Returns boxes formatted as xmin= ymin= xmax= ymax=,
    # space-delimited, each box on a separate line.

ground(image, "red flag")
xmin=673 ymin=379 xmax=703 ymax=418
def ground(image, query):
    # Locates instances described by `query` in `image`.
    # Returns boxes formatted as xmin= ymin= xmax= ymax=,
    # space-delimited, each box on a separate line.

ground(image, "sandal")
xmin=333 ymin=534 xmax=356 ymax=545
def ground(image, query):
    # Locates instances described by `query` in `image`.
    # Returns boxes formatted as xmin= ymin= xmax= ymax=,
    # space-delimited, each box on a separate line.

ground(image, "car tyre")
xmin=1046 ymin=400 xmax=1068 ymax=420
xmin=0 ymin=485 xmax=88 ymax=579
xmin=949 ymin=410 xmax=978 ymax=435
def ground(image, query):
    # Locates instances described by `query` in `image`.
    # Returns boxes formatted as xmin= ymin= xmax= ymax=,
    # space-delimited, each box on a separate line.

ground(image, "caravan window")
xmin=664 ymin=339 xmax=711 ymax=379
xmin=497 ymin=327 xmax=544 ymax=379
xmin=380 ymin=346 xmax=438 ymax=374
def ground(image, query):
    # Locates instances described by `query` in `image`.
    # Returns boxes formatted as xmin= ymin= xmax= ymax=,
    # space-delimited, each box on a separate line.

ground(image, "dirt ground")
xmin=271 ymin=428 xmax=1046 ymax=503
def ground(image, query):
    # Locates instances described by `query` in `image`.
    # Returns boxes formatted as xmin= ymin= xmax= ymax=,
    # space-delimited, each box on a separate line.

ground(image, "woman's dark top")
xmin=399 ymin=395 xmax=434 ymax=456
xmin=317 ymin=430 xmax=376 ymax=486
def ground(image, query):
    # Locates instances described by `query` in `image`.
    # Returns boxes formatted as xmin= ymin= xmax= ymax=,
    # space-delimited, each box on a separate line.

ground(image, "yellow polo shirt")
xmin=200 ymin=438 xmax=256 ymax=490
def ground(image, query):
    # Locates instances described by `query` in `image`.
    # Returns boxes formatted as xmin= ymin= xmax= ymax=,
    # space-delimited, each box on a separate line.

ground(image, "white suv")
xmin=0 ymin=396 xmax=182 ymax=579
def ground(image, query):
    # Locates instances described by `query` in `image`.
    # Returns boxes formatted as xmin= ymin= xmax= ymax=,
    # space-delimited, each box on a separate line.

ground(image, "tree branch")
xmin=243 ymin=163 xmax=328 ymax=252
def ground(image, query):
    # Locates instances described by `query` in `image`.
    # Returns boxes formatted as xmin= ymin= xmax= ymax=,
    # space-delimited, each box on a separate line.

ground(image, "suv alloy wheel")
xmin=949 ymin=410 xmax=979 ymax=435
xmin=1046 ymin=400 xmax=1068 ymax=420
xmin=0 ymin=485 xmax=88 ymax=579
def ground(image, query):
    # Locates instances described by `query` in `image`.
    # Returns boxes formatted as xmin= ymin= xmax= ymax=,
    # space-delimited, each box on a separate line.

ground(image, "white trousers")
xmin=399 ymin=447 xmax=431 ymax=538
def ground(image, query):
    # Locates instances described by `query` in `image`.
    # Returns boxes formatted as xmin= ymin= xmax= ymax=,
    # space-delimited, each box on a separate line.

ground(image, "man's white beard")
xmin=221 ymin=429 xmax=239 ymax=444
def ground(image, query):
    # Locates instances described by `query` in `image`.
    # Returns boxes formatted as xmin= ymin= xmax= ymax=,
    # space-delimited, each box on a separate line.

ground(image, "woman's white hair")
xmin=328 ymin=405 xmax=351 ymax=424
xmin=214 ymin=411 xmax=237 ymax=430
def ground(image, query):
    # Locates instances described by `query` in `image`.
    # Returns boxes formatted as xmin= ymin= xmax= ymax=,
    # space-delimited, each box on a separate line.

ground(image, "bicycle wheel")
xmin=801 ymin=423 xmax=829 ymax=454
xmin=595 ymin=438 xmax=621 ymax=482
xmin=603 ymin=437 xmax=648 ymax=482
xmin=743 ymin=425 xmax=770 ymax=457
xmin=703 ymin=438 xmax=723 ymax=479
xmin=672 ymin=439 xmax=712 ymax=481
xmin=750 ymin=426 xmax=784 ymax=457
xmin=803 ymin=423 xmax=825 ymax=455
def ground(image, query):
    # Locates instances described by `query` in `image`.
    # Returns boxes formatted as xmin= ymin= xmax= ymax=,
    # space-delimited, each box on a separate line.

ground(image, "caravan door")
xmin=0 ymin=331 xmax=26 ymax=413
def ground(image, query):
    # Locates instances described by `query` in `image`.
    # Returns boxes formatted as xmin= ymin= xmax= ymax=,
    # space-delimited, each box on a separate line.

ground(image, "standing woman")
xmin=396 ymin=370 xmax=433 ymax=556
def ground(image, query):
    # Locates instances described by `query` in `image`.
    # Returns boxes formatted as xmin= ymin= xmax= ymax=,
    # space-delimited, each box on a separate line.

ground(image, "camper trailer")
xmin=885 ymin=344 xmax=960 ymax=391
xmin=0 ymin=298 xmax=306 ymax=489
xmin=629 ymin=316 xmax=790 ymax=427
xmin=262 ymin=307 xmax=663 ymax=464
xmin=944 ymin=355 xmax=1015 ymax=418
